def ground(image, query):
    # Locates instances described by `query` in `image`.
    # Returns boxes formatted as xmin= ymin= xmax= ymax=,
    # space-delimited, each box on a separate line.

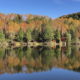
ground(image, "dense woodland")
xmin=0 ymin=12 xmax=80 ymax=44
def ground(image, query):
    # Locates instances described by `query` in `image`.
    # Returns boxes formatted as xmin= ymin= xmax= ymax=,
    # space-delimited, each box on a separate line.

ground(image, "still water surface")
xmin=0 ymin=46 xmax=80 ymax=80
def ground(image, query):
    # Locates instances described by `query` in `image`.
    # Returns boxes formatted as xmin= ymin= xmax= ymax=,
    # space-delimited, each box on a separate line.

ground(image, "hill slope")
xmin=60 ymin=12 xmax=80 ymax=20
xmin=0 ymin=12 xmax=79 ymax=43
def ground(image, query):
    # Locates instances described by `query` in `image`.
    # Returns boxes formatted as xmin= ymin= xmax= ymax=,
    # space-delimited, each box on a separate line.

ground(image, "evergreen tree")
xmin=17 ymin=28 xmax=24 ymax=41
xmin=70 ymin=29 xmax=77 ymax=42
xmin=25 ymin=28 xmax=32 ymax=42
xmin=32 ymin=29 xmax=40 ymax=41
xmin=0 ymin=30 xmax=5 ymax=41
xmin=66 ymin=31 xmax=71 ymax=45
xmin=41 ymin=24 xmax=54 ymax=41
xmin=54 ymin=30 xmax=61 ymax=43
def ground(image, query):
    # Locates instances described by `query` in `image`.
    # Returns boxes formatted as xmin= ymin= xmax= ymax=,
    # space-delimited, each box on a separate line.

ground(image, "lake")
xmin=0 ymin=46 xmax=80 ymax=80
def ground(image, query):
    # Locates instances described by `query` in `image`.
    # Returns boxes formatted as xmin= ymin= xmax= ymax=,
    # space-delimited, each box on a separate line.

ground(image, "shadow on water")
xmin=0 ymin=46 xmax=80 ymax=80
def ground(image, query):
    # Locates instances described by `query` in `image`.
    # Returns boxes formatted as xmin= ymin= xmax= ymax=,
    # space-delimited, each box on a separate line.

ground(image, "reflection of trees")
xmin=15 ymin=47 xmax=24 ymax=60
xmin=0 ymin=48 xmax=5 ymax=59
xmin=54 ymin=46 xmax=61 ymax=58
xmin=0 ymin=46 xmax=80 ymax=73
xmin=66 ymin=46 xmax=71 ymax=57
xmin=25 ymin=47 xmax=32 ymax=60
xmin=32 ymin=47 xmax=39 ymax=59
xmin=63 ymin=46 xmax=80 ymax=70
xmin=41 ymin=47 xmax=54 ymax=66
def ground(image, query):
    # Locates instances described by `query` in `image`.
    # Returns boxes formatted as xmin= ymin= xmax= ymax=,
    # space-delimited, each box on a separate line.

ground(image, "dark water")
xmin=0 ymin=46 xmax=80 ymax=80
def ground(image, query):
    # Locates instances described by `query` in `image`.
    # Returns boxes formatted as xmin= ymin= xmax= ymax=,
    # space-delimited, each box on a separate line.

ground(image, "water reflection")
xmin=0 ymin=46 xmax=80 ymax=74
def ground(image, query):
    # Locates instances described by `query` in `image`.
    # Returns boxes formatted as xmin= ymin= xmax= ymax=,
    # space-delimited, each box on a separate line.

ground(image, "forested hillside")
xmin=60 ymin=12 xmax=80 ymax=20
xmin=0 ymin=12 xmax=80 ymax=45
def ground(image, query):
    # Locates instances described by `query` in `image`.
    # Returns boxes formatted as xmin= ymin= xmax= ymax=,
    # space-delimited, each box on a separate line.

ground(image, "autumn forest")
xmin=0 ymin=12 xmax=80 ymax=47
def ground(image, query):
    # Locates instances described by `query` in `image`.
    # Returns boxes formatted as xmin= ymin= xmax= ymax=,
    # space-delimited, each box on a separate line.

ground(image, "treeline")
xmin=60 ymin=12 xmax=80 ymax=20
xmin=0 ymin=13 xmax=80 ymax=43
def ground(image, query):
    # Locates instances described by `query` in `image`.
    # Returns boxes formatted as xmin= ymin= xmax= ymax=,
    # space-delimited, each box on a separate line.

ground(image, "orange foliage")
xmin=7 ymin=21 xmax=20 ymax=33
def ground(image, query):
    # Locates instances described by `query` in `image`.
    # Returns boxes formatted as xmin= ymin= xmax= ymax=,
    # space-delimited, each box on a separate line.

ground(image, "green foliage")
xmin=54 ymin=30 xmax=61 ymax=42
xmin=17 ymin=28 xmax=24 ymax=41
xmin=54 ymin=46 xmax=61 ymax=58
xmin=66 ymin=31 xmax=71 ymax=44
xmin=25 ymin=28 xmax=32 ymax=42
xmin=41 ymin=47 xmax=54 ymax=65
xmin=0 ymin=48 xmax=5 ymax=59
xmin=16 ymin=47 xmax=23 ymax=60
xmin=25 ymin=47 xmax=32 ymax=57
xmin=66 ymin=46 xmax=71 ymax=57
xmin=32 ymin=29 xmax=40 ymax=41
xmin=70 ymin=29 xmax=77 ymax=42
xmin=0 ymin=30 xmax=5 ymax=41
xmin=41 ymin=24 xmax=54 ymax=41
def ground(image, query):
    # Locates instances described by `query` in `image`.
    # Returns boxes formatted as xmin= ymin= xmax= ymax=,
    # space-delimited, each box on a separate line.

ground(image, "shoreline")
xmin=0 ymin=41 xmax=64 ymax=48
xmin=1 ymin=40 xmax=80 ymax=48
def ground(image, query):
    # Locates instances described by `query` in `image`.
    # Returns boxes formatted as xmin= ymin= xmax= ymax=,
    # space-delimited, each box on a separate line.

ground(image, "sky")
xmin=0 ymin=0 xmax=80 ymax=18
